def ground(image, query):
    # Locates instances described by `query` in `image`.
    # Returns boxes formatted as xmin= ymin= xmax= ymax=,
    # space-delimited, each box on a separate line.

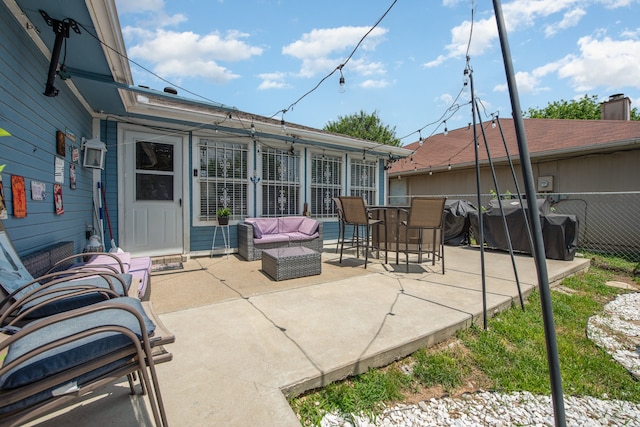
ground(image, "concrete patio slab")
xmin=24 ymin=245 xmax=590 ymax=426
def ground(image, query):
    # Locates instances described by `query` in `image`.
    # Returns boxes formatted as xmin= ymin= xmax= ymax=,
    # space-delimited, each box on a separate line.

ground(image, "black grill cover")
xmin=468 ymin=199 xmax=578 ymax=260
xmin=444 ymin=199 xmax=477 ymax=246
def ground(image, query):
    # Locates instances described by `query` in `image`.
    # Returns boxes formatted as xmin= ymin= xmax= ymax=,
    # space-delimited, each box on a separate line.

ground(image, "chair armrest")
xmin=47 ymin=252 xmax=126 ymax=275
xmin=237 ymin=223 xmax=256 ymax=261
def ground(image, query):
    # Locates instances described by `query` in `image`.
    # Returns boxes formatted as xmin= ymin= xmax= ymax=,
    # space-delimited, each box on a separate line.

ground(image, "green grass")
xmin=291 ymin=255 xmax=640 ymax=426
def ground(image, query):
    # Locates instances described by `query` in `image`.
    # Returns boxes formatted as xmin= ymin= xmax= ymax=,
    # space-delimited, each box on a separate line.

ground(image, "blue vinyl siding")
xmin=100 ymin=119 xmax=119 ymax=246
xmin=0 ymin=3 xmax=95 ymax=257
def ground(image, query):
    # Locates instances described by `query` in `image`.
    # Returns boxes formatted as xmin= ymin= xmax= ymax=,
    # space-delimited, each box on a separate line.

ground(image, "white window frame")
xmin=309 ymin=151 xmax=343 ymax=218
xmin=193 ymin=136 xmax=250 ymax=226
xmin=260 ymin=145 xmax=301 ymax=217
xmin=348 ymin=156 xmax=377 ymax=205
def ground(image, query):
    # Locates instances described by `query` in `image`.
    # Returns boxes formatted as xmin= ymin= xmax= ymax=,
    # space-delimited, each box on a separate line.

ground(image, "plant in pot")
xmin=216 ymin=207 xmax=231 ymax=225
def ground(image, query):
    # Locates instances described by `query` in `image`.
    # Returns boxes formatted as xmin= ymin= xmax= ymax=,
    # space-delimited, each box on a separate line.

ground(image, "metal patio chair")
xmin=338 ymin=196 xmax=387 ymax=268
xmin=398 ymin=197 xmax=446 ymax=273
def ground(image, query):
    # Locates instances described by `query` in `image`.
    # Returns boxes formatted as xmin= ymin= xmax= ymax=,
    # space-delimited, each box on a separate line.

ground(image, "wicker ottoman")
xmin=262 ymin=246 xmax=321 ymax=281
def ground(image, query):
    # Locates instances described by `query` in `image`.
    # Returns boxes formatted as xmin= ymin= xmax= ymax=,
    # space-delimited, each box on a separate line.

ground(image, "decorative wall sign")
xmin=54 ymin=156 xmax=64 ymax=183
xmin=65 ymin=128 xmax=76 ymax=143
xmin=54 ymin=183 xmax=64 ymax=215
xmin=31 ymin=181 xmax=46 ymax=200
xmin=0 ymin=180 xmax=6 ymax=220
xmin=69 ymin=164 xmax=76 ymax=189
xmin=11 ymin=175 xmax=26 ymax=218
xmin=56 ymin=130 xmax=66 ymax=157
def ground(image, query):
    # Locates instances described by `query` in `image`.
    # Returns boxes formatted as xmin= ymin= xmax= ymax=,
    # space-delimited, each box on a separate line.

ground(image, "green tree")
xmin=525 ymin=94 xmax=640 ymax=120
xmin=323 ymin=110 xmax=401 ymax=146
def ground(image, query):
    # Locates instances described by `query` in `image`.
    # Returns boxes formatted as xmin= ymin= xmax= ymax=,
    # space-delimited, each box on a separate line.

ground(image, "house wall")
xmin=393 ymin=148 xmax=640 ymax=255
xmin=397 ymin=148 xmax=640 ymax=199
xmin=0 ymin=3 xmax=96 ymax=256
xmin=100 ymin=118 xmax=119 ymax=247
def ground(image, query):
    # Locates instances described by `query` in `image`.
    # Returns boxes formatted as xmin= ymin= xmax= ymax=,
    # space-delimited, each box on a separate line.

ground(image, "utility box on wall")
xmin=537 ymin=175 xmax=554 ymax=192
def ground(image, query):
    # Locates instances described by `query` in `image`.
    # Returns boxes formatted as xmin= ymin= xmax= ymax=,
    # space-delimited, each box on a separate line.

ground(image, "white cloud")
xmin=280 ymin=26 xmax=387 ymax=80
xmin=360 ymin=79 xmax=389 ymax=89
xmin=544 ymin=8 xmax=586 ymax=37
xmin=597 ymin=0 xmax=638 ymax=8
xmin=125 ymin=29 xmax=263 ymax=83
xmin=620 ymin=27 xmax=640 ymax=38
xmin=116 ymin=0 xmax=186 ymax=27
xmin=257 ymin=72 xmax=292 ymax=90
xmin=282 ymin=26 xmax=387 ymax=60
xmin=556 ymin=36 xmax=640 ymax=91
xmin=116 ymin=0 xmax=164 ymax=14
xmin=493 ymin=70 xmax=551 ymax=93
xmin=428 ymin=0 xmax=584 ymax=66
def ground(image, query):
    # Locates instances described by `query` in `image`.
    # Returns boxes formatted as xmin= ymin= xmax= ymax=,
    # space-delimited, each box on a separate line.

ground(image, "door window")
xmin=135 ymin=141 xmax=174 ymax=201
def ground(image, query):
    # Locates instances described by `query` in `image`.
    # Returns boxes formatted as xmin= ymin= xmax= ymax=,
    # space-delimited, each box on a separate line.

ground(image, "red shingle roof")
xmin=391 ymin=118 xmax=640 ymax=174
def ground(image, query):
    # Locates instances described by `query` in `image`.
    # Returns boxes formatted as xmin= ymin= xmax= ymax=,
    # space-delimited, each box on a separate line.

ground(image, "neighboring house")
xmin=388 ymin=103 xmax=640 ymax=256
xmin=0 ymin=0 xmax=411 ymax=258
xmin=389 ymin=107 xmax=640 ymax=199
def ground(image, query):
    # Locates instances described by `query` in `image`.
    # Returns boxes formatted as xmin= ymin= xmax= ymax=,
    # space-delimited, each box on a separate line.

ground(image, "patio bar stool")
xmin=338 ymin=196 xmax=387 ymax=268
xmin=398 ymin=197 xmax=446 ymax=273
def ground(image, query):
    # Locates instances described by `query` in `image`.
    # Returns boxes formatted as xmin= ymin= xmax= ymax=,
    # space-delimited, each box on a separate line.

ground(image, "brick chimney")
xmin=601 ymin=94 xmax=631 ymax=120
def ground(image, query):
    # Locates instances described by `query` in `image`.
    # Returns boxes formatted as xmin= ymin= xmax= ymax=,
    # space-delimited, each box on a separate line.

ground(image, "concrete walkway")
xmin=28 ymin=245 xmax=589 ymax=426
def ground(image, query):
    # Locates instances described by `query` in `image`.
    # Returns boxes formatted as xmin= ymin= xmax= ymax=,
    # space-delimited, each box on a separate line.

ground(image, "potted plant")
xmin=216 ymin=207 xmax=231 ymax=225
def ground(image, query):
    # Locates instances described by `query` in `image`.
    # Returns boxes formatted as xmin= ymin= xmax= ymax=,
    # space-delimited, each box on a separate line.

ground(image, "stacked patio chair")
xmin=0 ymin=221 xmax=174 ymax=426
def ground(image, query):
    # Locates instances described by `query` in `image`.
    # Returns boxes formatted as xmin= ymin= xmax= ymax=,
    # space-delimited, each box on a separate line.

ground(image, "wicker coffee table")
xmin=261 ymin=246 xmax=321 ymax=281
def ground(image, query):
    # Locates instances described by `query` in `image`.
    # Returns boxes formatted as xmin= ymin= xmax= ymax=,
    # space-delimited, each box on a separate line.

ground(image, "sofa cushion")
xmin=243 ymin=218 xmax=262 ymax=239
xmin=286 ymin=232 xmax=318 ymax=242
xmin=19 ymin=274 xmax=133 ymax=319
xmin=245 ymin=218 xmax=280 ymax=239
xmin=299 ymin=217 xmax=319 ymax=236
xmin=85 ymin=253 xmax=132 ymax=273
xmin=278 ymin=217 xmax=306 ymax=234
xmin=0 ymin=297 xmax=155 ymax=390
xmin=254 ymin=234 xmax=291 ymax=244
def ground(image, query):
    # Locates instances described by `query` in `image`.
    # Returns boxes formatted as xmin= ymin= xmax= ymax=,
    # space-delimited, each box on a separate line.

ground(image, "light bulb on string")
xmin=250 ymin=122 xmax=256 ymax=136
xmin=338 ymin=64 xmax=346 ymax=93
xmin=418 ymin=130 xmax=423 ymax=147
xmin=280 ymin=111 xmax=286 ymax=132
xmin=429 ymin=166 xmax=433 ymax=176
xmin=447 ymin=161 xmax=452 ymax=171
xmin=443 ymin=120 xmax=448 ymax=136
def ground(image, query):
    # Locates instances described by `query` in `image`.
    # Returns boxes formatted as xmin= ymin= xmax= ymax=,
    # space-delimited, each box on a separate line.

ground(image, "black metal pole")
xmin=492 ymin=1 xmax=566 ymax=425
xmin=467 ymin=65 xmax=488 ymax=329
xmin=472 ymin=97 xmax=525 ymax=310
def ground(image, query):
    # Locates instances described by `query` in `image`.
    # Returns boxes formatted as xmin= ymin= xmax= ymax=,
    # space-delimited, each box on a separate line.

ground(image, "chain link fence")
xmin=389 ymin=192 xmax=640 ymax=261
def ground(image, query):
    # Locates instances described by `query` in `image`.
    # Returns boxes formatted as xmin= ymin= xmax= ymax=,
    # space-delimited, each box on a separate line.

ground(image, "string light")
xmin=429 ymin=166 xmax=433 ymax=176
xmin=280 ymin=111 xmax=286 ymax=132
xmin=443 ymin=120 xmax=448 ymax=136
xmin=447 ymin=161 xmax=452 ymax=171
xmin=418 ymin=130 xmax=423 ymax=147
xmin=338 ymin=65 xmax=346 ymax=93
xmin=250 ymin=122 xmax=256 ymax=136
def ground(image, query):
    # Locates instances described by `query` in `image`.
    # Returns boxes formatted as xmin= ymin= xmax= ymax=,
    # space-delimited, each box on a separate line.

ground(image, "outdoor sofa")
xmin=238 ymin=216 xmax=323 ymax=261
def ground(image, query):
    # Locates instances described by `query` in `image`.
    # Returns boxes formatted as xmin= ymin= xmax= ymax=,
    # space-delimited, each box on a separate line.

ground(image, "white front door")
xmin=120 ymin=129 xmax=184 ymax=256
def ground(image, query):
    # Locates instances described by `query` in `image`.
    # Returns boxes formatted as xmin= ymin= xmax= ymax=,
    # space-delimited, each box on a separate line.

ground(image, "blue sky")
xmin=114 ymin=0 xmax=640 ymax=146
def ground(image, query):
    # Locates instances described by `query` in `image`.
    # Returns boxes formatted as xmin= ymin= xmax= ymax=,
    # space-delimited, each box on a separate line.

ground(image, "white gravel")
xmin=320 ymin=290 xmax=640 ymax=427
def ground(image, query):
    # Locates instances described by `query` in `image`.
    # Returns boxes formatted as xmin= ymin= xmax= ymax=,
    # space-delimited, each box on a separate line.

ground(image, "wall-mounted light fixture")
xmin=82 ymin=138 xmax=107 ymax=169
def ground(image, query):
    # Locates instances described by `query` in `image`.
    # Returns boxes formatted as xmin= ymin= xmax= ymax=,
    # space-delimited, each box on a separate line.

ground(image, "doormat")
xmin=151 ymin=262 xmax=184 ymax=273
